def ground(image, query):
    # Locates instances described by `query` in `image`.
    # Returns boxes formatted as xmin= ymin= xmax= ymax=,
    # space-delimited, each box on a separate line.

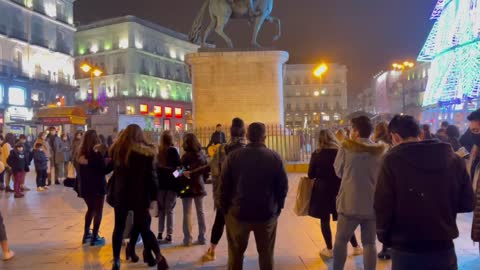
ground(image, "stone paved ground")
xmin=0 ymin=173 xmax=480 ymax=270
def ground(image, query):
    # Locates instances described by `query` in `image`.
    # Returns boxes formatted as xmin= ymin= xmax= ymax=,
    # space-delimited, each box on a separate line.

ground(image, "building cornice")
xmin=2 ymin=0 xmax=76 ymax=31
xmin=76 ymin=48 xmax=185 ymax=65
xmin=76 ymin=72 xmax=191 ymax=87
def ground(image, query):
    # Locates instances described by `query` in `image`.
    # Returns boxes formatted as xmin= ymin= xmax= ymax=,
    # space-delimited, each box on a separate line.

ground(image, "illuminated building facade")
xmin=0 ymin=0 xmax=76 ymax=135
xmin=284 ymin=64 xmax=348 ymax=129
xmin=75 ymin=16 xmax=199 ymax=135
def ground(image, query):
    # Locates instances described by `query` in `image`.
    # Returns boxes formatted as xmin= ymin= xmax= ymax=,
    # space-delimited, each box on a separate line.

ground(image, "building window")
xmin=286 ymin=103 xmax=291 ymax=110
xmin=322 ymin=115 xmax=330 ymax=121
xmin=8 ymin=86 xmax=26 ymax=106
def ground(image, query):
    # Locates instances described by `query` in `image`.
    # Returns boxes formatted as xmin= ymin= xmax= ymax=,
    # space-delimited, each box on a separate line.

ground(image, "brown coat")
xmin=472 ymin=164 xmax=480 ymax=241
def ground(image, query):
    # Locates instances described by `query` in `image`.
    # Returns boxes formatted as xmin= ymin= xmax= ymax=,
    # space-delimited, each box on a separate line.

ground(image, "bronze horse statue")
xmin=189 ymin=0 xmax=281 ymax=48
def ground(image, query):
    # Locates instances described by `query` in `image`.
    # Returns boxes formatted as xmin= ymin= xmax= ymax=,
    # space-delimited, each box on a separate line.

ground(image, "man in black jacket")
xmin=220 ymin=122 xmax=288 ymax=270
xmin=208 ymin=124 xmax=227 ymax=147
xmin=374 ymin=115 xmax=475 ymax=270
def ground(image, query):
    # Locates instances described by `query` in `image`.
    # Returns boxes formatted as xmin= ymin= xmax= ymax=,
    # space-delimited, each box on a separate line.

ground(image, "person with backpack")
xmin=202 ymin=118 xmax=246 ymax=261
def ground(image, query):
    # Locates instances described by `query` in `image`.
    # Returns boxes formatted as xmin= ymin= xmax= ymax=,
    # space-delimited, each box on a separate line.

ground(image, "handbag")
xmin=293 ymin=176 xmax=315 ymax=216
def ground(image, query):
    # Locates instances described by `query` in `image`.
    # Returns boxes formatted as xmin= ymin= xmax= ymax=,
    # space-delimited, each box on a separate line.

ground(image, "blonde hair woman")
xmin=308 ymin=130 xmax=361 ymax=258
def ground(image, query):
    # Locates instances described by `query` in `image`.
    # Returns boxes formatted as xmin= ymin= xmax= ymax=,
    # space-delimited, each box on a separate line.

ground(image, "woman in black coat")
xmin=108 ymin=124 xmax=168 ymax=270
xmin=180 ymin=133 xmax=209 ymax=246
xmin=308 ymin=130 xmax=360 ymax=258
xmin=77 ymin=130 xmax=109 ymax=246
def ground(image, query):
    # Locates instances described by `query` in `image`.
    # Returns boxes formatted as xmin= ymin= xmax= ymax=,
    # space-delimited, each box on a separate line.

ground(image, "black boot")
xmin=111 ymin=258 xmax=120 ymax=270
xmin=143 ymin=249 xmax=157 ymax=267
xmin=126 ymin=244 xmax=139 ymax=263
xmin=157 ymin=254 xmax=169 ymax=270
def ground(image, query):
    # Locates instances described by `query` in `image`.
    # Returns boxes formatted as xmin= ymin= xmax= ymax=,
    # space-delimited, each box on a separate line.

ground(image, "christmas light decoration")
xmin=418 ymin=0 xmax=480 ymax=107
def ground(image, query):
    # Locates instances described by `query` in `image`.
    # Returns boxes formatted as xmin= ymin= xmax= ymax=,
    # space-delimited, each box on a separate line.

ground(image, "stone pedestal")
xmin=186 ymin=50 xmax=289 ymax=128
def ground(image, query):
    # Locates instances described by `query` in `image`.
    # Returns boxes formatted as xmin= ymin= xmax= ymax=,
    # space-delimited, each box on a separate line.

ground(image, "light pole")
xmin=80 ymin=63 xmax=103 ymax=102
xmin=392 ymin=61 xmax=415 ymax=114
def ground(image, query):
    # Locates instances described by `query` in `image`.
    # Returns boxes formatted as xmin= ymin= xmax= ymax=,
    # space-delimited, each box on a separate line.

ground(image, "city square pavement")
xmin=0 ymin=173 xmax=480 ymax=270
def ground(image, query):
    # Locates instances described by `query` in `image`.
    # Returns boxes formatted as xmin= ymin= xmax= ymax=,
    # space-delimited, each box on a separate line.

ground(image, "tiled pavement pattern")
xmin=1 ymin=173 xmax=480 ymax=270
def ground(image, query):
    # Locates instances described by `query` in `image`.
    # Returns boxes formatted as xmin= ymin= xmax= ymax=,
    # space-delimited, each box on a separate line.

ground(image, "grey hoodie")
xmin=334 ymin=138 xmax=385 ymax=219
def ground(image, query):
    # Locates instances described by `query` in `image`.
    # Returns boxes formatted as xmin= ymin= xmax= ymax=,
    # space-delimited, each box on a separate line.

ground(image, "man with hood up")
xmin=333 ymin=116 xmax=385 ymax=270
xmin=375 ymin=115 xmax=474 ymax=270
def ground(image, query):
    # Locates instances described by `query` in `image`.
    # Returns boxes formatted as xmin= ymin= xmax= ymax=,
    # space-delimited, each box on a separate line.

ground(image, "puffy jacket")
xmin=220 ymin=143 xmax=289 ymax=222
xmin=108 ymin=144 xmax=158 ymax=209
xmin=7 ymin=150 xmax=30 ymax=173
xmin=33 ymin=149 xmax=48 ymax=171
xmin=334 ymin=138 xmax=385 ymax=219
xmin=375 ymin=140 xmax=475 ymax=252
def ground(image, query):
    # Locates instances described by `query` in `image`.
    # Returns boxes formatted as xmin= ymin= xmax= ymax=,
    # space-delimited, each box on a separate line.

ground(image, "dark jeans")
xmin=319 ymin=214 xmax=358 ymax=250
xmin=112 ymin=207 xmax=161 ymax=260
xmin=391 ymin=248 xmax=458 ymax=270
xmin=83 ymin=196 xmax=105 ymax=237
xmin=225 ymin=213 xmax=277 ymax=270
xmin=13 ymin=171 xmax=26 ymax=195
xmin=211 ymin=210 xmax=225 ymax=245
xmin=36 ymin=169 xmax=47 ymax=188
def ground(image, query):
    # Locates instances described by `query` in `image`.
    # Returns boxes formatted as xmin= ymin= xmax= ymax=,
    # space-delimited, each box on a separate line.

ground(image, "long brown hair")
xmin=79 ymin=130 xmax=99 ymax=158
xmin=110 ymin=124 xmax=147 ymax=166
xmin=183 ymin=133 xmax=202 ymax=153
xmin=317 ymin=129 xmax=339 ymax=151
xmin=158 ymin=130 xmax=174 ymax=166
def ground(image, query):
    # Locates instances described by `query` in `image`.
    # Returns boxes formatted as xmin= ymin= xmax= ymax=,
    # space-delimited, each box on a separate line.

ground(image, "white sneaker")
xmin=352 ymin=246 xmax=363 ymax=256
xmin=3 ymin=250 xmax=15 ymax=261
xmin=37 ymin=187 xmax=45 ymax=192
xmin=319 ymin=248 xmax=333 ymax=258
xmin=202 ymin=248 xmax=216 ymax=261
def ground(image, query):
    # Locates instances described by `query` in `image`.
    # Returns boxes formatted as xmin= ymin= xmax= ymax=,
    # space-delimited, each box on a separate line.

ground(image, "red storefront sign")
xmin=41 ymin=117 xmax=71 ymax=125
xmin=165 ymin=107 xmax=172 ymax=118
xmin=154 ymin=106 xmax=162 ymax=117
xmin=175 ymin=108 xmax=182 ymax=118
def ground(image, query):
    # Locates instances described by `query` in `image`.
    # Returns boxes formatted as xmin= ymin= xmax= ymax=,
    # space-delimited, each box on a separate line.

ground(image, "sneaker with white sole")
xmin=3 ymin=250 xmax=15 ymax=261
xmin=352 ymin=246 xmax=363 ymax=256
xmin=319 ymin=248 xmax=333 ymax=258
xmin=202 ymin=248 xmax=216 ymax=261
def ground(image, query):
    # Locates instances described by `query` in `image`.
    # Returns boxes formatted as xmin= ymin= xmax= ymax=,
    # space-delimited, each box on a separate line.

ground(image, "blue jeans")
xmin=157 ymin=190 xmax=177 ymax=236
xmin=391 ymin=248 xmax=457 ymax=270
xmin=182 ymin=197 xmax=206 ymax=244
xmin=333 ymin=214 xmax=377 ymax=270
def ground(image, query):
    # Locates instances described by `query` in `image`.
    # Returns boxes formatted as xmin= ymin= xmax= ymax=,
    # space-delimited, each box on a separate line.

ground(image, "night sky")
xmin=74 ymin=0 xmax=439 ymax=94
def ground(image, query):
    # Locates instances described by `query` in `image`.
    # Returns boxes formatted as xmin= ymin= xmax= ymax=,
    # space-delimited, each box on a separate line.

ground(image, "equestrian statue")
xmin=188 ymin=0 xmax=281 ymax=48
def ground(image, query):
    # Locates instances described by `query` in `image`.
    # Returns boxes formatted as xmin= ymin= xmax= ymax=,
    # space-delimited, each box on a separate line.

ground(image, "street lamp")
xmin=392 ymin=61 xmax=416 ymax=113
xmin=80 ymin=62 xmax=103 ymax=101
xmin=313 ymin=63 xmax=328 ymax=78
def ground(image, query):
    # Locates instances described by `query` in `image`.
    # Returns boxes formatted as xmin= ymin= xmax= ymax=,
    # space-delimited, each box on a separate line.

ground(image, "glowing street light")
xmin=313 ymin=64 xmax=328 ymax=78
xmin=80 ymin=62 xmax=104 ymax=103
xmin=92 ymin=68 xmax=103 ymax=77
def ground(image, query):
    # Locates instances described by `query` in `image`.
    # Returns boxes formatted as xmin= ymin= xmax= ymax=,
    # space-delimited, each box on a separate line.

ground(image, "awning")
xmin=35 ymin=106 xmax=87 ymax=125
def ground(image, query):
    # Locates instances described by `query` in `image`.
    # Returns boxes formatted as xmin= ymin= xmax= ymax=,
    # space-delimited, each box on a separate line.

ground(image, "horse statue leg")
xmin=202 ymin=12 xmax=217 ymax=46
xmin=266 ymin=15 xmax=281 ymax=41
xmin=215 ymin=16 xmax=234 ymax=48
xmin=251 ymin=13 xmax=267 ymax=48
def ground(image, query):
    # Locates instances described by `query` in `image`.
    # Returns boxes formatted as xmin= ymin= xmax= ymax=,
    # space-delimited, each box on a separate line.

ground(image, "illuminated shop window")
xmin=8 ymin=86 xmax=26 ymax=106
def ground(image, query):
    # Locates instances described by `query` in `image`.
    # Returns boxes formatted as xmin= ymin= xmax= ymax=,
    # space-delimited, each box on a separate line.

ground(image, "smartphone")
xmin=173 ymin=168 xmax=185 ymax=178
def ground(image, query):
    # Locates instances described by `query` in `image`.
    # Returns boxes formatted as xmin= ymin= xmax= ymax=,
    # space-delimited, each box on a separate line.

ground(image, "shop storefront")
xmin=35 ymin=106 xmax=87 ymax=135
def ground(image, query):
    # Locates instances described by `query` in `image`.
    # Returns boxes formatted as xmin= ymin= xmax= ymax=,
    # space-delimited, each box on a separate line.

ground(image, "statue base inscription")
xmin=186 ymin=50 xmax=289 ymax=128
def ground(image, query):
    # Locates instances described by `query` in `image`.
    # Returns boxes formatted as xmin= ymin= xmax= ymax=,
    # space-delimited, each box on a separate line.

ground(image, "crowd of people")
xmin=306 ymin=112 xmax=480 ymax=270
xmin=1 ymin=109 xmax=480 ymax=270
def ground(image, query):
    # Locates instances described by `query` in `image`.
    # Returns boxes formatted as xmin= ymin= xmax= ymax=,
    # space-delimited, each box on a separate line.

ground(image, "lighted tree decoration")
xmin=418 ymin=0 xmax=480 ymax=108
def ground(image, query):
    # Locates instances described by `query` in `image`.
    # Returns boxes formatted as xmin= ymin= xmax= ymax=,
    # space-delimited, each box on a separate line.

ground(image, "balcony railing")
xmin=10 ymin=30 xmax=28 ymax=42
xmin=31 ymin=36 xmax=49 ymax=49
